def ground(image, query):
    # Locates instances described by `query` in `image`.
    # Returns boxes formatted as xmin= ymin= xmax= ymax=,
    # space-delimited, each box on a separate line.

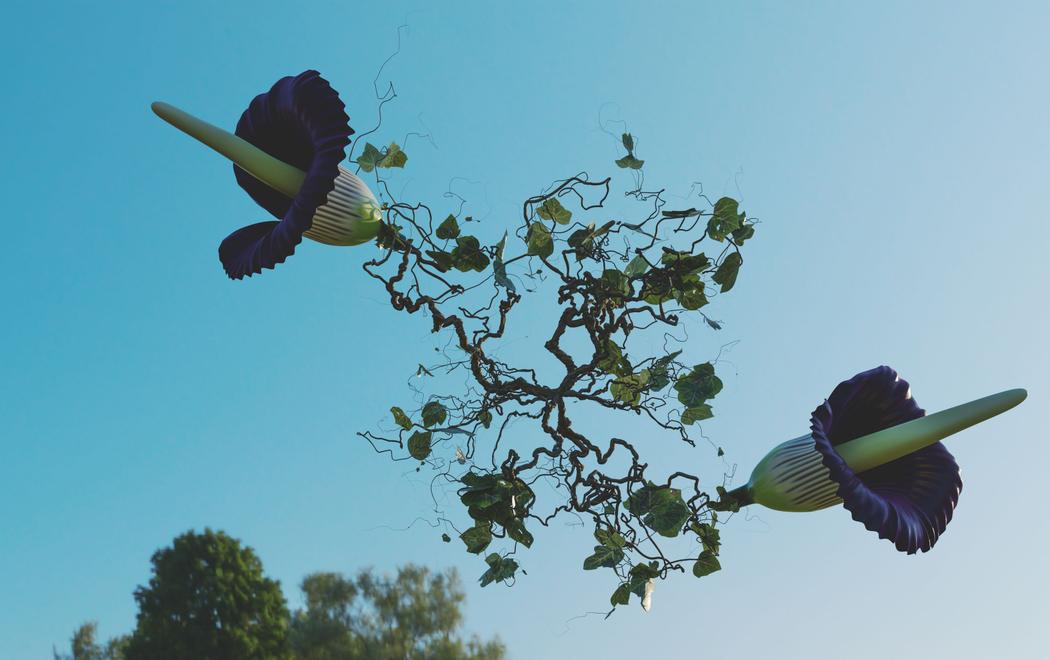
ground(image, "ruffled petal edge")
xmin=219 ymin=70 xmax=353 ymax=279
xmin=810 ymin=366 xmax=963 ymax=554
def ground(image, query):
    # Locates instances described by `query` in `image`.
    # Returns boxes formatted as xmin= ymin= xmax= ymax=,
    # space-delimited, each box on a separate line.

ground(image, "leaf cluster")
xmin=356 ymin=131 xmax=757 ymax=611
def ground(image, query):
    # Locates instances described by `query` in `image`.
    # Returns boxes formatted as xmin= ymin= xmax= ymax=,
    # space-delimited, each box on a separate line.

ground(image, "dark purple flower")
xmin=810 ymin=366 xmax=962 ymax=554
xmin=219 ymin=70 xmax=371 ymax=279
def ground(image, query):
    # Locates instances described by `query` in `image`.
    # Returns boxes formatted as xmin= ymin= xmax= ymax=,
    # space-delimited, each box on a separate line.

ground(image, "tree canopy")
xmin=290 ymin=566 xmax=504 ymax=660
xmin=53 ymin=622 xmax=127 ymax=660
xmin=123 ymin=529 xmax=292 ymax=660
xmin=57 ymin=530 xmax=503 ymax=660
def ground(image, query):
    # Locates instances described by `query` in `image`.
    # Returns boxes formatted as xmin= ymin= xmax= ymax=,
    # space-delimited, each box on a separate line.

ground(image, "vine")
xmin=353 ymin=129 xmax=755 ymax=611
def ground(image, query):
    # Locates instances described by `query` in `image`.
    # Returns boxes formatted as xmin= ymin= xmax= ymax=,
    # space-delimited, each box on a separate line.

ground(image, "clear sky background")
xmin=2 ymin=1 xmax=1048 ymax=658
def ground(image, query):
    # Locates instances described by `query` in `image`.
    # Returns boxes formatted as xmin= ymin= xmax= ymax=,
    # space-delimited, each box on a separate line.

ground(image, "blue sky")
xmin=2 ymin=1 xmax=1048 ymax=658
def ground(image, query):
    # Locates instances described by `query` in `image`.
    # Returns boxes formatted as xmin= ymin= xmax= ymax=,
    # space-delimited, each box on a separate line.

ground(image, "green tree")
xmin=57 ymin=530 xmax=505 ymax=659
xmin=289 ymin=565 xmax=504 ymax=660
xmin=53 ymin=622 xmax=128 ymax=660
xmin=123 ymin=529 xmax=292 ymax=660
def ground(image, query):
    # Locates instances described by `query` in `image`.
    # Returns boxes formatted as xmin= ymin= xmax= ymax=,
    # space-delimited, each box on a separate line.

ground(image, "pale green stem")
xmin=837 ymin=388 xmax=1027 ymax=472
xmin=151 ymin=101 xmax=305 ymax=198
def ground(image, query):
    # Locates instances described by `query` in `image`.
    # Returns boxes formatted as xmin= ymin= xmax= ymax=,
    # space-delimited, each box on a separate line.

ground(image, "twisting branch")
xmin=354 ymin=129 xmax=757 ymax=610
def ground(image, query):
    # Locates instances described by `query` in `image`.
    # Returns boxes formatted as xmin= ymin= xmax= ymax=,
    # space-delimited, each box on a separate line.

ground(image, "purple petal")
xmin=219 ymin=70 xmax=353 ymax=279
xmin=811 ymin=366 xmax=963 ymax=554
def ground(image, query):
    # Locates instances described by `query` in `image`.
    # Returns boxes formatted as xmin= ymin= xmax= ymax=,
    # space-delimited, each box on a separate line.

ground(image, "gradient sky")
xmin=2 ymin=1 xmax=1048 ymax=658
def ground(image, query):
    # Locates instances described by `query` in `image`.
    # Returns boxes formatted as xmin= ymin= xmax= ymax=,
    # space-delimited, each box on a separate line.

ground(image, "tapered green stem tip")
xmin=835 ymin=386 xmax=1028 ymax=474
xmin=150 ymin=100 xmax=306 ymax=198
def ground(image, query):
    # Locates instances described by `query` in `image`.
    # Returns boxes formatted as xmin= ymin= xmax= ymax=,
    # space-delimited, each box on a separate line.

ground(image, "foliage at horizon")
xmin=290 ymin=567 xmax=504 ymax=659
xmin=55 ymin=531 xmax=504 ymax=660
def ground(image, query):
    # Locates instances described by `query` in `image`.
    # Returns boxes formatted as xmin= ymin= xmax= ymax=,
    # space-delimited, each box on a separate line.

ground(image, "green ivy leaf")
xmin=693 ymin=550 xmax=721 ymax=578
xmin=615 ymin=132 xmax=644 ymax=170
xmin=460 ymin=475 xmax=535 ymax=532
xmin=460 ymin=472 xmax=498 ymax=491
xmin=525 ymin=222 xmax=554 ymax=259
xmin=566 ymin=221 xmax=614 ymax=261
xmin=600 ymin=269 xmax=632 ymax=303
xmin=610 ymin=583 xmax=631 ymax=606
xmin=661 ymin=250 xmax=710 ymax=274
xmin=425 ymin=250 xmax=454 ymax=272
xmin=662 ymin=208 xmax=700 ymax=219
xmin=479 ymin=409 xmax=493 ymax=429
xmin=712 ymin=252 xmax=743 ymax=293
xmin=596 ymin=339 xmax=632 ymax=377
xmin=627 ymin=562 xmax=661 ymax=597
xmin=422 ymin=401 xmax=447 ymax=428
xmin=675 ymin=276 xmax=708 ymax=310
xmin=690 ymin=522 xmax=721 ymax=554
xmin=436 ymin=214 xmax=460 ymax=240
xmin=583 ymin=545 xmax=625 ymax=570
xmin=451 ymin=235 xmax=490 ymax=272
xmin=407 ymin=430 xmax=432 ymax=461
xmin=536 ymin=197 xmax=572 ymax=225
xmin=674 ymin=363 xmax=723 ymax=408
xmin=615 ymin=154 xmax=645 ymax=170
xmin=648 ymin=369 xmax=670 ymax=392
xmin=626 ymin=484 xmax=691 ymax=536
xmin=492 ymin=256 xmax=514 ymax=292
xmin=566 ymin=228 xmax=590 ymax=247
xmin=493 ymin=232 xmax=507 ymax=260
xmin=567 ymin=228 xmax=593 ymax=260
xmin=441 ymin=533 xmax=451 ymax=543
xmin=681 ymin=404 xmax=713 ymax=425
xmin=647 ymin=252 xmax=712 ymax=308
xmin=461 ymin=485 xmax=505 ymax=511
xmin=491 ymin=232 xmax=516 ymax=293
xmin=630 ymin=562 xmax=661 ymax=580
xmin=460 ymin=524 xmax=493 ymax=554
xmin=594 ymin=528 xmax=627 ymax=548
xmin=624 ymin=482 xmax=661 ymax=516
xmin=611 ymin=370 xmax=650 ymax=405
xmin=647 ymin=351 xmax=681 ymax=392
xmin=378 ymin=142 xmax=407 ymax=169
xmin=479 ymin=553 xmax=518 ymax=587
xmin=731 ymin=224 xmax=755 ymax=245
xmin=504 ymin=518 xmax=534 ymax=548
xmin=642 ymin=488 xmax=691 ymax=538
xmin=707 ymin=197 xmax=744 ymax=241
xmin=390 ymin=406 xmax=413 ymax=430
xmin=624 ymin=255 xmax=650 ymax=277
xmin=356 ymin=143 xmax=383 ymax=173
xmin=640 ymin=275 xmax=674 ymax=306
